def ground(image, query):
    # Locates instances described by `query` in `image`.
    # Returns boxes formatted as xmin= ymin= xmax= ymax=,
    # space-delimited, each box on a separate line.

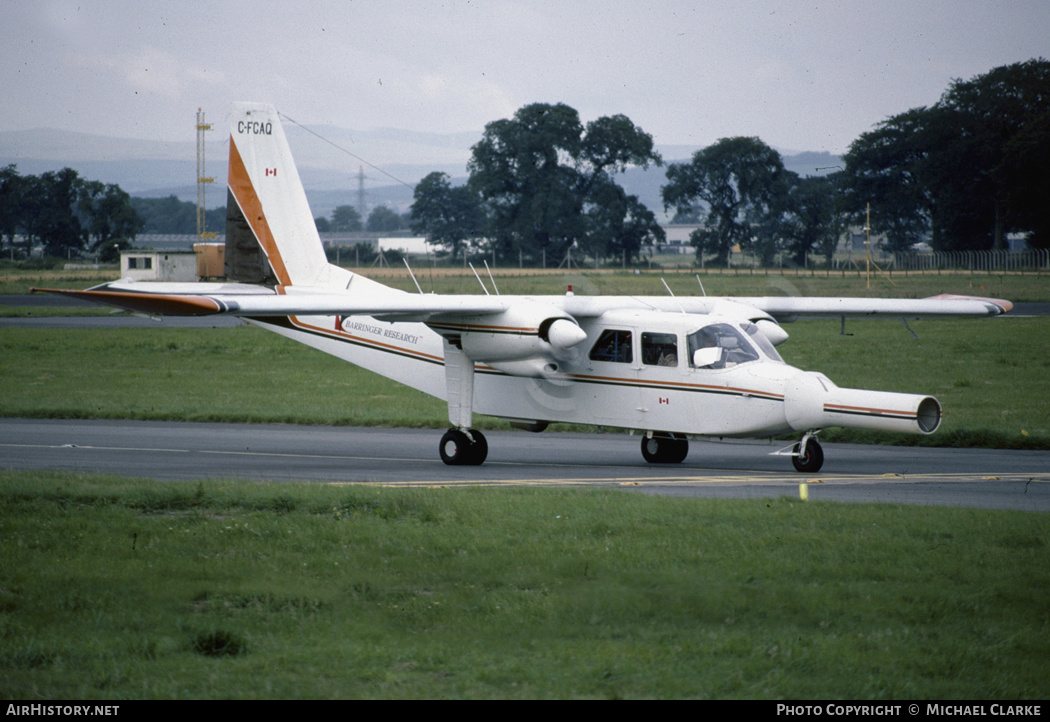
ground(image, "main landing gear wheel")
xmin=440 ymin=429 xmax=488 ymax=466
xmin=792 ymin=439 xmax=824 ymax=473
xmin=641 ymin=433 xmax=689 ymax=464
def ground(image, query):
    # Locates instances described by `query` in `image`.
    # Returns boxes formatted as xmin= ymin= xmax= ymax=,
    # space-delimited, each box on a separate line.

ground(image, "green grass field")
xmin=1 ymin=473 xmax=1046 ymax=699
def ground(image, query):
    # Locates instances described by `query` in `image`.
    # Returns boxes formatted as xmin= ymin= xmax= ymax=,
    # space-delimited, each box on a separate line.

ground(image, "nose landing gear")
xmin=791 ymin=434 xmax=824 ymax=473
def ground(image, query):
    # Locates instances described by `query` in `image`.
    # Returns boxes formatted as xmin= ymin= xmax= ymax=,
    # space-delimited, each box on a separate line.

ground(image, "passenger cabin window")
xmin=642 ymin=332 xmax=678 ymax=367
xmin=687 ymin=323 xmax=760 ymax=368
xmin=589 ymin=329 xmax=633 ymax=364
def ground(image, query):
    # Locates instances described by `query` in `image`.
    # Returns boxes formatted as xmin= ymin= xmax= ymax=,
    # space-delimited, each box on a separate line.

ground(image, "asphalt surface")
xmin=2 ymin=418 xmax=1047 ymax=511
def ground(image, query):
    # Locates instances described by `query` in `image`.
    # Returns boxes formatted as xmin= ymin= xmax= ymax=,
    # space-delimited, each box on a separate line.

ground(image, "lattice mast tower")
xmin=196 ymin=109 xmax=216 ymax=239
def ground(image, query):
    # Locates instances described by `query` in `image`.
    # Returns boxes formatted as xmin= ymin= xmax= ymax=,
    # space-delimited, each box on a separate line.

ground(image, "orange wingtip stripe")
xmin=31 ymin=288 xmax=223 ymax=316
xmin=927 ymin=293 xmax=1014 ymax=313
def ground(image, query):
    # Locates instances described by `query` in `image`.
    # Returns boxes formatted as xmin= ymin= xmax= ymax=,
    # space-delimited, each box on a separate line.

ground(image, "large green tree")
xmin=0 ymin=165 xmax=23 ymax=251
xmin=995 ymin=111 xmax=1050 ymax=248
xmin=31 ymin=168 xmax=84 ymax=258
xmin=843 ymin=59 xmax=1050 ymax=252
xmin=662 ymin=136 xmax=787 ymax=267
xmin=583 ymin=179 xmax=665 ymax=263
xmin=933 ymin=59 xmax=1050 ymax=250
xmin=467 ymin=103 xmax=661 ymax=264
xmin=329 ymin=205 xmax=362 ymax=232
xmin=410 ymin=172 xmax=485 ymax=262
xmin=841 ymin=107 xmax=934 ymax=253
xmin=366 ymin=205 xmax=403 ymax=233
xmin=78 ymin=180 xmax=143 ymax=260
xmin=779 ymin=173 xmax=846 ymax=266
xmin=1 ymin=168 xmax=140 ymax=260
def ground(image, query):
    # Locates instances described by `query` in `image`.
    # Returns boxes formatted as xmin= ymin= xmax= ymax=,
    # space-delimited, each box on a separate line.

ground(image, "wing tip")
xmin=32 ymin=287 xmax=225 ymax=316
xmin=926 ymin=293 xmax=1013 ymax=315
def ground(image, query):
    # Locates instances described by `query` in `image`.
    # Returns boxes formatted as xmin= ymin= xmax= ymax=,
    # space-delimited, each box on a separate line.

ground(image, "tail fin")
xmin=225 ymin=102 xmax=346 ymax=288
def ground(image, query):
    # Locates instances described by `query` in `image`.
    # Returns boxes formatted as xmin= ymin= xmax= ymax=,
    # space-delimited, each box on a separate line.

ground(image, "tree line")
xmin=0 ymin=163 xmax=420 ymax=264
xmin=313 ymin=204 xmax=412 ymax=234
xmin=0 ymin=165 xmax=143 ymax=261
xmin=412 ymin=59 xmax=1050 ymax=267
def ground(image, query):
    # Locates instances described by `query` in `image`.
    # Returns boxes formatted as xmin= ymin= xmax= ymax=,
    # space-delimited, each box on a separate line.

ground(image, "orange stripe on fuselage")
xmin=563 ymin=372 xmax=785 ymax=400
xmin=288 ymin=316 xmax=445 ymax=364
xmin=428 ymin=322 xmax=539 ymax=334
xmin=823 ymin=402 xmax=914 ymax=418
xmin=227 ymin=135 xmax=292 ymax=288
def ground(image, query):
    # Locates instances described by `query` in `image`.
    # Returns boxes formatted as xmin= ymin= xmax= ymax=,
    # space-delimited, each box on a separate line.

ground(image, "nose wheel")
xmin=440 ymin=429 xmax=488 ymax=465
xmin=791 ymin=438 xmax=824 ymax=473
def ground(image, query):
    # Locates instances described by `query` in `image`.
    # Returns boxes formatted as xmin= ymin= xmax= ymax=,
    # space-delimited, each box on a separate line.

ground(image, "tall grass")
xmin=1 ymin=471 xmax=1046 ymax=699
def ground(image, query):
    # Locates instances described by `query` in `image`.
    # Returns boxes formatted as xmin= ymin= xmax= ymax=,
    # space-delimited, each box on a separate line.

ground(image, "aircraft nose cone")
xmin=546 ymin=319 xmax=589 ymax=349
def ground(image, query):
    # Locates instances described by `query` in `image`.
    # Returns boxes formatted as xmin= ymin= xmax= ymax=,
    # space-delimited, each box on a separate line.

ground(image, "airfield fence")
xmin=887 ymin=249 xmax=1050 ymax=273
xmin=648 ymin=249 xmax=1050 ymax=275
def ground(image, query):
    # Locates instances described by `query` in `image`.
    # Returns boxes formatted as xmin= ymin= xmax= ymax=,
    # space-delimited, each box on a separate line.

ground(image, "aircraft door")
xmin=680 ymin=322 xmax=766 ymax=435
xmin=637 ymin=330 xmax=685 ymax=427
xmin=581 ymin=327 xmax=644 ymax=425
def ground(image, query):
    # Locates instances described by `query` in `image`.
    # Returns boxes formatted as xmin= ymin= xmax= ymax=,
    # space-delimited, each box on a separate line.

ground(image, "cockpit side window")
xmin=642 ymin=332 xmax=679 ymax=366
xmin=589 ymin=329 xmax=633 ymax=364
xmin=687 ymin=323 xmax=760 ymax=368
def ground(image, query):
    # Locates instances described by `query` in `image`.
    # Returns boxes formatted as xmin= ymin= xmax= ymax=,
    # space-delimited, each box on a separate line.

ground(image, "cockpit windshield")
xmin=687 ymin=323 xmax=758 ymax=368
xmin=687 ymin=321 xmax=782 ymax=368
xmin=741 ymin=321 xmax=784 ymax=363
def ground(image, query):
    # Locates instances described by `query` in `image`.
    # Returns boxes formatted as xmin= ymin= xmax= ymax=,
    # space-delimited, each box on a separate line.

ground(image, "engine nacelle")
xmin=707 ymin=299 xmax=789 ymax=346
xmin=755 ymin=318 xmax=789 ymax=346
xmin=784 ymin=372 xmax=941 ymax=434
xmin=428 ymin=302 xmax=587 ymax=376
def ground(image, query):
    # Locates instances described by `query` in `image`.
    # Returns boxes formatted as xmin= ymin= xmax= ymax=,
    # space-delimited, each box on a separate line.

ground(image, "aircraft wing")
xmin=559 ymin=293 xmax=1012 ymax=320
xmin=723 ymin=294 xmax=1013 ymax=321
xmin=33 ymin=283 xmax=1012 ymax=322
xmin=31 ymin=282 xmax=515 ymax=319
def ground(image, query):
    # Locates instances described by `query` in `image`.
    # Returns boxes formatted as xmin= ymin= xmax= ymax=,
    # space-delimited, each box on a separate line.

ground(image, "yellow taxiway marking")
xmin=330 ymin=472 xmax=1050 ymax=488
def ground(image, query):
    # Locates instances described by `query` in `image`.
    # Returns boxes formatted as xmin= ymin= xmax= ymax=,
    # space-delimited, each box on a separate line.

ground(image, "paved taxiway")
xmin=2 ymin=418 xmax=1047 ymax=511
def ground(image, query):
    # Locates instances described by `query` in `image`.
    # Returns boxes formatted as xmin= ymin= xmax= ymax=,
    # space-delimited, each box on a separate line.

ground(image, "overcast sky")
xmin=5 ymin=0 xmax=1048 ymax=156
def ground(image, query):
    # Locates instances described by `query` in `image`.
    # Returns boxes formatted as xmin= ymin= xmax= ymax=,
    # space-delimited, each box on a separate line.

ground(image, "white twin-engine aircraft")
xmin=37 ymin=102 xmax=1013 ymax=472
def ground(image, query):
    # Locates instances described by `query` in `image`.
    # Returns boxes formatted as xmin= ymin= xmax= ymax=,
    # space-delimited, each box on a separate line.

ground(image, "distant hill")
xmin=0 ymin=126 xmax=840 ymax=222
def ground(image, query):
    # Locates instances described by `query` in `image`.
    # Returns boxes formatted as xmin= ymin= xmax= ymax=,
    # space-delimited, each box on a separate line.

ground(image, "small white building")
xmin=119 ymin=251 xmax=197 ymax=281
xmin=379 ymin=236 xmax=431 ymax=255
